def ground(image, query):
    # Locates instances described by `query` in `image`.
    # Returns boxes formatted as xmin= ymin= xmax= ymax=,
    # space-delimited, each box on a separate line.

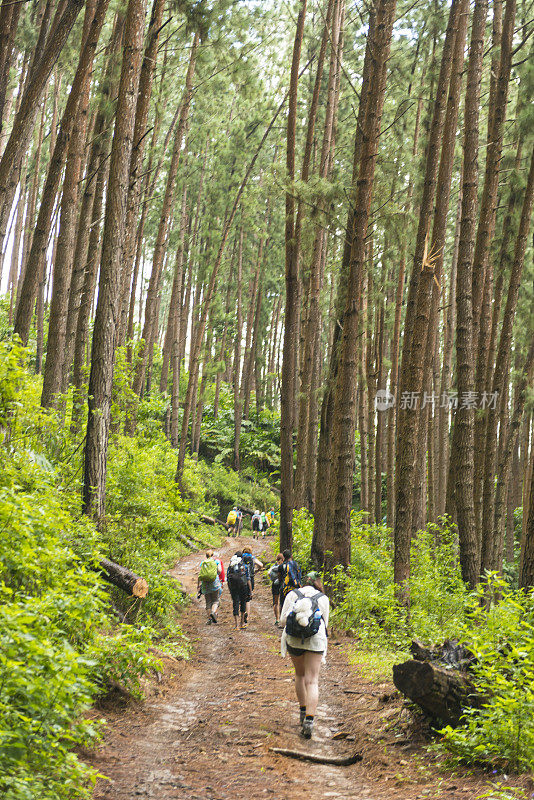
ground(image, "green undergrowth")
xmin=0 ymin=341 xmax=277 ymax=799
xmin=279 ymin=509 xmax=534 ymax=773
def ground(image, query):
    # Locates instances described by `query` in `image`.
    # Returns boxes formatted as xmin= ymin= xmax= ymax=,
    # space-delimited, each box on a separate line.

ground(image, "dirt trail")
xmin=89 ymin=537 xmax=503 ymax=800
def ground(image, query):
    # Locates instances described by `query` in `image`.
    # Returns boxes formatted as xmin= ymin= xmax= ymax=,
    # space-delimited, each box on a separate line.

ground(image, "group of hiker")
xmin=196 ymin=545 xmax=330 ymax=740
xmin=225 ymin=506 xmax=275 ymax=537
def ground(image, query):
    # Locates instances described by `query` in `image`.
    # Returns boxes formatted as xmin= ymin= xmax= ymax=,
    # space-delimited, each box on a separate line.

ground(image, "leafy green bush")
xmin=284 ymin=510 xmax=469 ymax=650
xmin=439 ymin=576 xmax=534 ymax=771
xmin=0 ymin=477 xmax=107 ymax=799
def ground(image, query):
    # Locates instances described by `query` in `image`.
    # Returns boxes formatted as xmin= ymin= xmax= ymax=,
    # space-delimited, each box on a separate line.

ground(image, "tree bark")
xmin=393 ymin=0 xmax=465 ymax=587
xmin=14 ymin=0 xmax=109 ymax=347
xmin=0 ymin=0 xmax=84 ymax=240
xmin=99 ymin=558 xmax=148 ymax=597
xmin=325 ymin=0 xmax=396 ymax=570
xmin=450 ymin=0 xmax=488 ymax=587
xmin=82 ymin=0 xmax=147 ymax=517
xmin=41 ymin=0 xmax=107 ymax=408
xmin=129 ymin=32 xmax=199 ymax=422
xmin=280 ymin=0 xmax=308 ymax=552
xmin=480 ymin=149 xmax=534 ymax=573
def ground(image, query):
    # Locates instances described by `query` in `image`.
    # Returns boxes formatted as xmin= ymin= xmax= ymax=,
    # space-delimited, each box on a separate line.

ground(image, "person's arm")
xmin=279 ymin=591 xmax=295 ymax=627
xmin=254 ymin=558 xmax=263 ymax=570
xmin=320 ymin=596 xmax=330 ymax=630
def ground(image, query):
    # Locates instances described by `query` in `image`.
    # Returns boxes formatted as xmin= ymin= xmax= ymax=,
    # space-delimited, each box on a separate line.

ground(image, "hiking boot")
xmin=210 ymin=613 xmax=218 ymax=624
xmin=301 ymin=718 xmax=314 ymax=739
xmin=299 ymin=708 xmax=306 ymax=725
xmin=206 ymin=618 xmax=212 ymax=625
xmin=241 ymin=623 xmax=248 ymax=629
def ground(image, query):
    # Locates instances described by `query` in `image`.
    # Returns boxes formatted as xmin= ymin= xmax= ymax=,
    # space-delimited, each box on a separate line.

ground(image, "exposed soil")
xmin=87 ymin=536 xmax=529 ymax=800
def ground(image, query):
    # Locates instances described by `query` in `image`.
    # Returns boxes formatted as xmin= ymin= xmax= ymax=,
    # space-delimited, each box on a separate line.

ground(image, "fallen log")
xmin=392 ymin=659 xmax=480 ymax=725
xmin=270 ymin=747 xmax=362 ymax=766
xmin=410 ymin=638 xmax=475 ymax=669
xmin=99 ymin=558 xmax=149 ymax=598
xmin=200 ymin=514 xmax=231 ymax=531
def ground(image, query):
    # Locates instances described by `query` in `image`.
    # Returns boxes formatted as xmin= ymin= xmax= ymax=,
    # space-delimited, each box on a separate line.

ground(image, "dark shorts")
xmin=287 ymin=643 xmax=324 ymax=657
xmin=271 ymin=582 xmax=281 ymax=602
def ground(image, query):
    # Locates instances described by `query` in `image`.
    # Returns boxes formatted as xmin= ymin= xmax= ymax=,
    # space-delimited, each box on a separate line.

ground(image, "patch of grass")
xmin=345 ymin=643 xmax=407 ymax=682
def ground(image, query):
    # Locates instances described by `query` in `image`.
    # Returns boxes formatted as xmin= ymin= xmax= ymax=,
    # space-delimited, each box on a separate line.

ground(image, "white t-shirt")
xmin=280 ymin=585 xmax=330 ymax=661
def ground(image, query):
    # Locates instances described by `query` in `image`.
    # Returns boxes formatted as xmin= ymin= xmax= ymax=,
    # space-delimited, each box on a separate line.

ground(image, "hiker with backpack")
xmin=278 ymin=549 xmax=302 ymax=602
xmin=269 ymin=553 xmax=284 ymax=626
xmin=197 ymin=549 xmax=222 ymax=625
xmin=251 ymin=510 xmax=261 ymax=537
xmin=241 ymin=546 xmax=263 ymax=626
xmin=226 ymin=507 xmax=238 ymax=535
xmin=226 ymin=550 xmax=252 ymax=630
xmin=280 ymin=572 xmax=330 ymax=739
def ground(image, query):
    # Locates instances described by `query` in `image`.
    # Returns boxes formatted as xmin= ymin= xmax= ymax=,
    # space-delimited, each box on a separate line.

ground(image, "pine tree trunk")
xmin=450 ymin=0 xmax=488 ymax=587
xmin=161 ymin=185 xmax=188 ymax=394
xmin=130 ymin=33 xmax=199 ymax=417
xmin=233 ymin=227 xmax=244 ymax=471
xmin=0 ymin=0 xmax=84 ymax=242
xmin=311 ymin=5 xmax=377 ymax=565
xmin=493 ymin=344 xmax=534 ymax=571
xmin=326 ymin=0 xmax=396 ymax=570
xmin=82 ymin=0 xmax=147 ymax=517
xmin=118 ymin=0 xmax=166 ymax=348
xmin=393 ymin=0 xmax=465 ymax=587
xmin=280 ymin=0 xmax=308 ymax=552
xmin=42 ymin=0 xmax=105 ymax=408
xmin=519 ymin=448 xmax=534 ymax=589
xmin=480 ymin=150 xmax=534 ymax=572
xmin=14 ymin=0 xmax=109 ymax=347
xmin=293 ymin=0 xmax=339 ymax=510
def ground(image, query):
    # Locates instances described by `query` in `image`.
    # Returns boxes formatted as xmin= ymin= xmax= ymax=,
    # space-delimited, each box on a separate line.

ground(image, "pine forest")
xmin=0 ymin=0 xmax=533 ymax=797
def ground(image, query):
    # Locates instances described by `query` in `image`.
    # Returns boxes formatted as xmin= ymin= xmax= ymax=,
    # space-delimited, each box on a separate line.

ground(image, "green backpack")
xmin=199 ymin=558 xmax=218 ymax=583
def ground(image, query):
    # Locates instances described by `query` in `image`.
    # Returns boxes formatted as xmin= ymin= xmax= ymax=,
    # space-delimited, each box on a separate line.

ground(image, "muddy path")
xmin=88 ymin=536 xmax=512 ymax=800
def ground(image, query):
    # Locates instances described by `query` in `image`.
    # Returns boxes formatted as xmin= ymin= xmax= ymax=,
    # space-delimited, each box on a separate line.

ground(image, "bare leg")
xmin=289 ymin=653 xmax=307 ymax=707
xmin=302 ymin=651 xmax=323 ymax=716
xmin=273 ymin=595 xmax=280 ymax=622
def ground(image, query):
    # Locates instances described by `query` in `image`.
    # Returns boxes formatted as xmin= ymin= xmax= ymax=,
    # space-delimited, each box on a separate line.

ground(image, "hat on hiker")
xmin=306 ymin=571 xmax=319 ymax=582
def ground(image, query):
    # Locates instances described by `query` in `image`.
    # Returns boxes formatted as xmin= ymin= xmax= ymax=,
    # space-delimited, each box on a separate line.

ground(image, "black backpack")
xmin=285 ymin=590 xmax=324 ymax=643
xmin=227 ymin=559 xmax=249 ymax=590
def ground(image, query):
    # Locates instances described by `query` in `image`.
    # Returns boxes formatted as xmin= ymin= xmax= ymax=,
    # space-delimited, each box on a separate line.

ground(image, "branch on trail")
xmin=99 ymin=558 xmax=149 ymax=597
xmin=270 ymin=747 xmax=362 ymax=766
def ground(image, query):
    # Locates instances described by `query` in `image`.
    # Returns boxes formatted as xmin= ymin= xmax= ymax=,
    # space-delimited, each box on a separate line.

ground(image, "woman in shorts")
xmin=280 ymin=572 xmax=329 ymax=739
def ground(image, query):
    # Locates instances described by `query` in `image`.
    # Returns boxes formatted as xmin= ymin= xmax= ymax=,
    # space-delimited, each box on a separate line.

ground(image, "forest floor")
xmin=87 ymin=536 xmax=532 ymax=800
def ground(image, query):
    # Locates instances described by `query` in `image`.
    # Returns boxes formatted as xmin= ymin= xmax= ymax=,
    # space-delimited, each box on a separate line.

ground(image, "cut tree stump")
xmin=99 ymin=558 xmax=149 ymax=597
xmin=392 ymin=659 xmax=480 ymax=725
